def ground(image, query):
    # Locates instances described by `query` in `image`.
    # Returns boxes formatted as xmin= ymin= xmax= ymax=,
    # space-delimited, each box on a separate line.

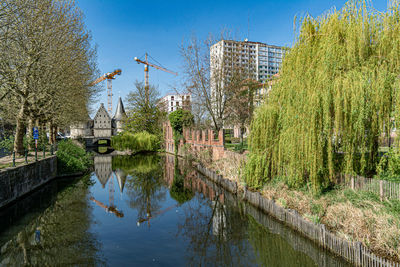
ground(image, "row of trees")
xmin=0 ymin=0 xmax=99 ymax=155
xmin=245 ymin=0 xmax=400 ymax=191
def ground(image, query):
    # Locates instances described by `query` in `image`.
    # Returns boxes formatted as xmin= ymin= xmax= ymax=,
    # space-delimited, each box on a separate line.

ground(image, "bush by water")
xmin=111 ymin=131 xmax=160 ymax=153
xmin=56 ymin=139 xmax=92 ymax=174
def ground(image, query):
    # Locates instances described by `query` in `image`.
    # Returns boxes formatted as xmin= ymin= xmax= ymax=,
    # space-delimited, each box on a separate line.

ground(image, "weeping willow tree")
xmin=245 ymin=0 xmax=400 ymax=191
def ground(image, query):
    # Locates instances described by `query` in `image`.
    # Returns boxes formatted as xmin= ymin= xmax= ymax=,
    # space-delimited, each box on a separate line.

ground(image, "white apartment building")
xmin=158 ymin=93 xmax=191 ymax=114
xmin=210 ymin=39 xmax=286 ymax=83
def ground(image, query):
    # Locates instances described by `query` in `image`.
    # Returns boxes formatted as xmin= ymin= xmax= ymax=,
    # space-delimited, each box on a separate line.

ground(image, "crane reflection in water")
xmin=93 ymin=154 xmax=169 ymax=226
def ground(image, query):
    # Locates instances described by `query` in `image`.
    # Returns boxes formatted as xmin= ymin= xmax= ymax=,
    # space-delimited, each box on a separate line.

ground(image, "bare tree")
xmin=180 ymin=33 xmax=257 ymax=132
xmin=0 ymin=0 xmax=99 ymax=154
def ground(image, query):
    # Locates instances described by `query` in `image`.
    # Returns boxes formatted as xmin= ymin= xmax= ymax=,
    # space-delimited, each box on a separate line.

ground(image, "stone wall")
xmin=0 ymin=156 xmax=57 ymax=209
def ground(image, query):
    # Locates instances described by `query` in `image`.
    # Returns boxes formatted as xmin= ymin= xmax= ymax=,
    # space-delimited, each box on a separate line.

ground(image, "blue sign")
xmin=33 ymin=127 xmax=39 ymax=140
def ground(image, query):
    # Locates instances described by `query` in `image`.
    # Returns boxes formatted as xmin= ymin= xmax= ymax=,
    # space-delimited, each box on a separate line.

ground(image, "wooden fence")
xmin=196 ymin=164 xmax=400 ymax=267
xmin=338 ymin=174 xmax=400 ymax=201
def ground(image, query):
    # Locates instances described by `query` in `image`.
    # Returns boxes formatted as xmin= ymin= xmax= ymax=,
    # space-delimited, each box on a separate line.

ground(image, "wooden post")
xmin=351 ymin=176 xmax=355 ymax=190
xmin=380 ymin=180 xmax=384 ymax=201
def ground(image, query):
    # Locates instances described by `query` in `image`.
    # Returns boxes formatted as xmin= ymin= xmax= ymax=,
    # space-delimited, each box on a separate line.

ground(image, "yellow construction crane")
xmin=134 ymin=53 xmax=177 ymax=105
xmin=90 ymin=69 xmax=122 ymax=114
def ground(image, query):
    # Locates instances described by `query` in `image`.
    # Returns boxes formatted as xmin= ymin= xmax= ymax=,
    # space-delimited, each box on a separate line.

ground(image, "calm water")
xmin=0 ymin=154 xmax=351 ymax=266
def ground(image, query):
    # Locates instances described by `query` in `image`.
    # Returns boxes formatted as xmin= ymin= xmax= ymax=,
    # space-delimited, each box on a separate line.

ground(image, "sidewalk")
xmin=0 ymin=152 xmax=54 ymax=170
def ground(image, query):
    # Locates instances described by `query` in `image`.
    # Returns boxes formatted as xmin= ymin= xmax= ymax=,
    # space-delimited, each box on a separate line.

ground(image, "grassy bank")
xmin=261 ymin=181 xmax=400 ymax=262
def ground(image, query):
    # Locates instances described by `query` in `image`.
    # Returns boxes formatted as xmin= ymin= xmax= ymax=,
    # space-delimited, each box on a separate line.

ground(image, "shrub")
xmin=56 ymin=139 xmax=92 ymax=174
xmin=0 ymin=136 xmax=14 ymax=152
xmin=376 ymin=148 xmax=400 ymax=181
xmin=111 ymin=131 xmax=160 ymax=153
xmin=169 ymin=109 xmax=194 ymax=153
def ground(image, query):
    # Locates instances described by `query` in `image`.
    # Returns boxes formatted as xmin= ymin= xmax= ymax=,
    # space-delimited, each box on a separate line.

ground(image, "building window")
xmin=171 ymin=96 xmax=174 ymax=100
xmin=171 ymin=102 xmax=173 ymax=106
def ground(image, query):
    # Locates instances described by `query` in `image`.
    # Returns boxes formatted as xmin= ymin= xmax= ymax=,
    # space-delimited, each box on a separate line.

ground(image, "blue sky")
xmin=76 ymin=0 xmax=387 ymax=114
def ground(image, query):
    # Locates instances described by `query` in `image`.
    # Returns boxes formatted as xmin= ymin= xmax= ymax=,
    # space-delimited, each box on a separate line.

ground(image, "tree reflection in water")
xmin=112 ymin=154 xmax=167 ymax=227
xmin=166 ymin=154 xmax=251 ymax=266
xmin=0 ymin=177 xmax=105 ymax=266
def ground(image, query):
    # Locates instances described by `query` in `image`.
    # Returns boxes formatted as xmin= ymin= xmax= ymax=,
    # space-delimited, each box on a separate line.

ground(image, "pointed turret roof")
xmin=115 ymin=169 xmax=127 ymax=193
xmin=113 ymin=97 xmax=127 ymax=121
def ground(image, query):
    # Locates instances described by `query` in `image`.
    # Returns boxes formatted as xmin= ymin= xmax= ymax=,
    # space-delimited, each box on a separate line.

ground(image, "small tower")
xmin=113 ymin=97 xmax=127 ymax=134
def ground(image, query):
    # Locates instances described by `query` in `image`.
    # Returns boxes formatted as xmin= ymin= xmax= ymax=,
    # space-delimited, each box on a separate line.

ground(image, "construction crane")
xmin=90 ymin=196 xmax=124 ymax=218
xmin=90 ymin=69 xmax=122 ymax=114
xmin=134 ymin=53 xmax=177 ymax=106
xmin=137 ymin=204 xmax=177 ymax=227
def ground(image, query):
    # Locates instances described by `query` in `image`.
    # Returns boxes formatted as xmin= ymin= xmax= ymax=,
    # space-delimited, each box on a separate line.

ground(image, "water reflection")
xmin=0 ymin=177 xmax=105 ymax=266
xmin=165 ymin=154 xmax=350 ymax=267
xmin=0 ymin=154 xmax=351 ymax=266
xmin=111 ymin=155 xmax=166 ymax=227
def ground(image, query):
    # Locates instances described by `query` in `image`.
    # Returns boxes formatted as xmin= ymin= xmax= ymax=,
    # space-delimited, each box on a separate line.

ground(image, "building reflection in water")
xmin=92 ymin=155 xmax=126 ymax=217
xmin=110 ymin=154 xmax=167 ymax=227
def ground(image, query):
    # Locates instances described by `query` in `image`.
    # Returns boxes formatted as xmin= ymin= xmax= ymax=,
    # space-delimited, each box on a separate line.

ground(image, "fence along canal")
xmin=196 ymin=164 xmax=400 ymax=267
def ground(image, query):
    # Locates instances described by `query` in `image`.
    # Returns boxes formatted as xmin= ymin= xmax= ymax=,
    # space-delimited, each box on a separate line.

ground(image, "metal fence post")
xmin=51 ymin=144 xmax=53 ymax=155
xmin=25 ymin=149 xmax=28 ymax=164
xmin=43 ymin=144 xmax=45 ymax=158
xmin=35 ymin=147 xmax=37 ymax=161
xmin=12 ymin=151 xmax=15 ymax=167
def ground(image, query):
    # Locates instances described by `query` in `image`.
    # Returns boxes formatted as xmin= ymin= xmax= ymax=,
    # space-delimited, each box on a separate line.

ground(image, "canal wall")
xmin=195 ymin=164 xmax=399 ymax=267
xmin=0 ymin=156 xmax=57 ymax=209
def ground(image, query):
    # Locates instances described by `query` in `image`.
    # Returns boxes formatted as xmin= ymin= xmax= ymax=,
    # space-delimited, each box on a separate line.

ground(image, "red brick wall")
xmin=163 ymin=122 xmax=225 ymax=160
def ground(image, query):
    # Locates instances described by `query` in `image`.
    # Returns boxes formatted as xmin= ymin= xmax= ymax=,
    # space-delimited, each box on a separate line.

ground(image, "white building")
xmin=210 ymin=39 xmax=286 ymax=84
xmin=158 ymin=93 xmax=191 ymax=114
xmin=70 ymin=97 xmax=126 ymax=139
xmin=210 ymin=39 xmax=286 ymax=138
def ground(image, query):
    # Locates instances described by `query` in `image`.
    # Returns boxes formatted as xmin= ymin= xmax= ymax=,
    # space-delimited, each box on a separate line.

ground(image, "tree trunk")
xmin=52 ymin=125 xmax=57 ymax=144
xmin=40 ymin=123 xmax=45 ymax=149
xmin=28 ymin=117 xmax=33 ymax=150
xmin=13 ymin=102 xmax=27 ymax=156
xmin=240 ymin=129 xmax=244 ymax=147
xmin=49 ymin=121 xmax=54 ymax=145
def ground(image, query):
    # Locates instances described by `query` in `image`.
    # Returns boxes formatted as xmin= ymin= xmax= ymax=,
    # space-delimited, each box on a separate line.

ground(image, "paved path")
xmin=0 ymin=152 xmax=53 ymax=169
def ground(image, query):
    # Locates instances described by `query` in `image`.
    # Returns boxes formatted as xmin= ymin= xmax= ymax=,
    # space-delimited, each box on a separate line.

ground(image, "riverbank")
xmin=192 ymin=154 xmax=400 ymax=266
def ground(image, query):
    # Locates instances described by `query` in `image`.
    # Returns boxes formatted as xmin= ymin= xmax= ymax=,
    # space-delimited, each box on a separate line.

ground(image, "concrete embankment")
xmin=0 ymin=156 xmax=57 ymax=209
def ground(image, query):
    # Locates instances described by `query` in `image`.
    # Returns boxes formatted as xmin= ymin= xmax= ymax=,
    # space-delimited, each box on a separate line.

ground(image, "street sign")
xmin=33 ymin=127 xmax=39 ymax=140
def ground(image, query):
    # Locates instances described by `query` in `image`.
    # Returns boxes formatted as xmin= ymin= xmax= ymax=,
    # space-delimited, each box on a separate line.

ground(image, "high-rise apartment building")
xmin=210 ymin=39 xmax=286 ymax=83
xmin=158 ymin=93 xmax=191 ymax=114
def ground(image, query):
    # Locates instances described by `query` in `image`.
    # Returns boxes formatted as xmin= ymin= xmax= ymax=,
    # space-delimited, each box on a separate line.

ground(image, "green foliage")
xmin=170 ymin=158 xmax=194 ymax=204
xmin=376 ymin=148 xmax=400 ymax=181
xmin=0 ymin=136 xmax=14 ymax=152
xmin=111 ymin=131 xmax=160 ymax=152
xmin=246 ymin=1 xmax=400 ymax=192
xmin=124 ymin=81 xmax=165 ymax=137
xmin=56 ymin=140 xmax=92 ymax=174
xmin=168 ymin=109 xmax=194 ymax=135
xmin=125 ymin=105 xmax=163 ymax=136
xmin=112 ymin=154 xmax=160 ymax=174
xmin=169 ymin=109 xmax=194 ymax=153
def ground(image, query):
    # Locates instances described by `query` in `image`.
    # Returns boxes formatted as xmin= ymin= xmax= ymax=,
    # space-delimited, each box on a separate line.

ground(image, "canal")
xmin=0 ymin=154 xmax=351 ymax=266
